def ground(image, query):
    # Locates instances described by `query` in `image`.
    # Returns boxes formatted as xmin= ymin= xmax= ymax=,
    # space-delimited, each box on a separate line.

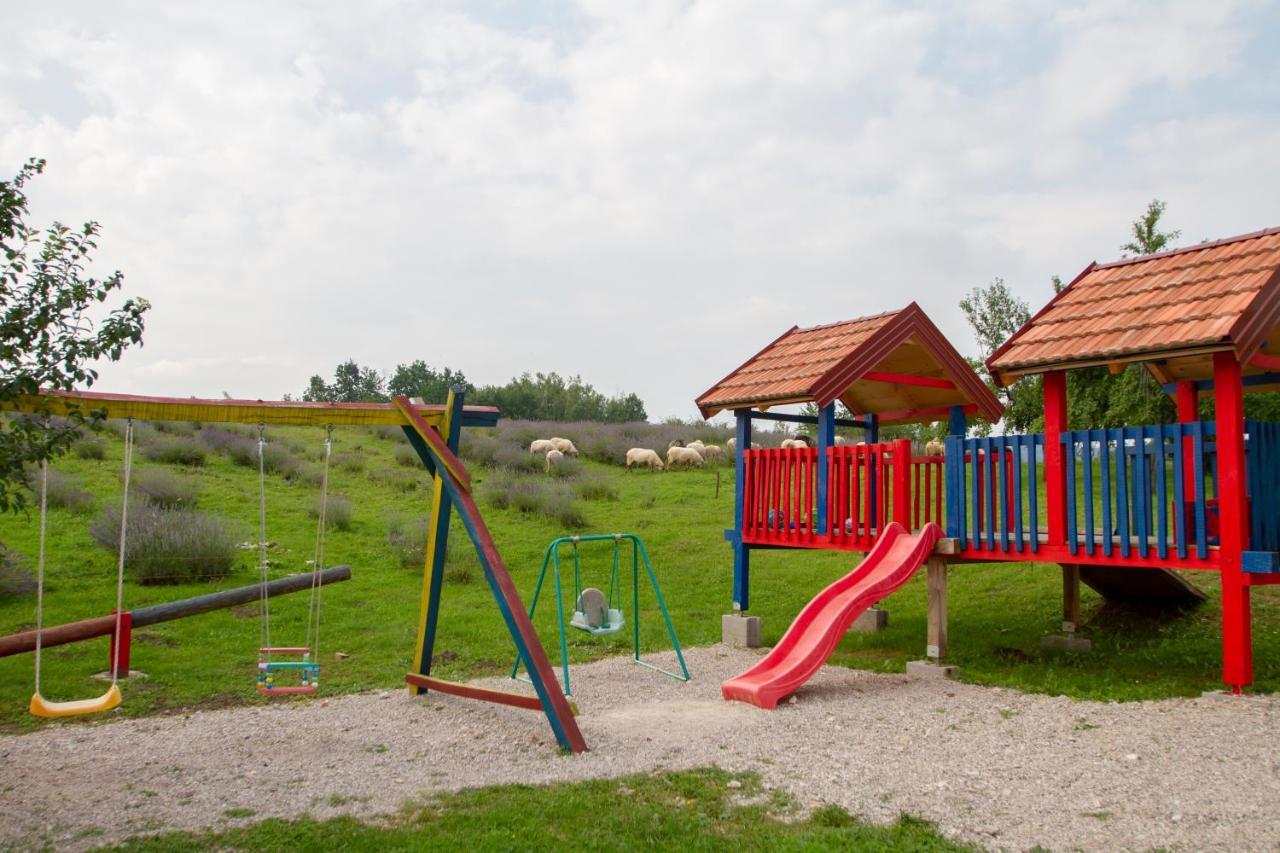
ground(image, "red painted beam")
xmin=0 ymin=615 xmax=117 ymax=658
xmin=404 ymin=673 xmax=578 ymax=715
xmin=861 ymin=371 xmax=957 ymax=390
xmin=875 ymin=403 xmax=978 ymax=423
xmin=1248 ymin=351 xmax=1280 ymax=371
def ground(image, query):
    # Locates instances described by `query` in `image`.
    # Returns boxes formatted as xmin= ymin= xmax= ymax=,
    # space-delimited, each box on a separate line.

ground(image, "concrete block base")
xmin=722 ymin=613 xmax=762 ymax=648
xmin=906 ymin=660 xmax=958 ymax=679
xmin=850 ymin=607 xmax=888 ymax=634
xmin=1040 ymin=633 xmax=1093 ymax=653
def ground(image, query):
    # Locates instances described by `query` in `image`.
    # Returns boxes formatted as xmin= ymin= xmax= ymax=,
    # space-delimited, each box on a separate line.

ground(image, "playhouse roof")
xmin=988 ymin=226 xmax=1280 ymax=385
xmin=696 ymin=303 xmax=1005 ymax=425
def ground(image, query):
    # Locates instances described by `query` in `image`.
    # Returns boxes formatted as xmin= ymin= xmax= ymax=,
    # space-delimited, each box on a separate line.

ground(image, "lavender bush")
xmin=142 ymin=436 xmax=207 ymax=467
xmin=131 ymin=467 xmax=200 ymax=508
xmin=90 ymin=501 xmax=239 ymax=584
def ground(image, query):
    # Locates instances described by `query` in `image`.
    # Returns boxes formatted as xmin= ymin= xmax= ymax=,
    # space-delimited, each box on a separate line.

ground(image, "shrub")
xmin=479 ymin=471 xmax=514 ymax=509
xmin=154 ymin=420 xmax=198 ymax=437
xmin=260 ymin=444 xmax=304 ymax=480
xmin=131 ymin=467 xmax=200 ymax=508
xmin=30 ymin=467 xmax=95 ymax=512
xmin=459 ymin=431 xmax=500 ymax=467
xmin=479 ymin=472 xmax=587 ymax=529
xmin=541 ymin=488 xmax=588 ymax=529
xmin=310 ymin=494 xmax=353 ymax=531
xmin=101 ymin=419 xmax=158 ymax=445
xmin=0 ymin=542 xmax=35 ymax=597
xmin=73 ymin=439 xmax=106 ymax=460
xmin=545 ymin=456 xmax=582 ymax=479
xmin=574 ymin=474 xmax=618 ymax=501
xmin=199 ymin=427 xmax=255 ymax=458
xmin=143 ymin=436 xmax=207 ymax=467
xmin=386 ymin=516 xmax=430 ymax=568
xmin=393 ymin=444 xmax=421 ymax=468
xmin=333 ymin=453 xmax=365 ymax=474
xmin=369 ymin=467 xmax=419 ymax=493
xmin=493 ymin=444 xmax=540 ymax=473
xmin=90 ymin=502 xmax=239 ymax=584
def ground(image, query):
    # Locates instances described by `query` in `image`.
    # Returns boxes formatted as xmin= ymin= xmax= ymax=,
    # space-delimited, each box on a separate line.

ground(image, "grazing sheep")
xmin=687 ymin=439 xmax=706 ymax=451
xmin=545 ymin=448 xmax=565 ymax=472
xmin=834 ymin=435 xmax=849 ymax=446
xmin=529 ymin=439 xmax=554 ymax=454
xmin=780 ymin=437 xmax=811 ymax=449
xmin=925 ymin=439 xmax=946 ymax=457
xmin=668 ymin=439 xmax=685 ymax=449
xmin=549 ymin=437 xmax=578 ymax=456
xmin=625 ymin=448 xmax=665 ymax=470
xmin=700 ymin=444 xmax=724 ymax=462
xmin=726 ymin=437 xmax=736 ymax=454
xmin=666 ymin=446 xmax=704 ymax=468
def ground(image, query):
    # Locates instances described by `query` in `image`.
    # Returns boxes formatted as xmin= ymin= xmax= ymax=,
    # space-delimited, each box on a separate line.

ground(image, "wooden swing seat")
xmin=29 ymin=683 xmax=122 ymax=719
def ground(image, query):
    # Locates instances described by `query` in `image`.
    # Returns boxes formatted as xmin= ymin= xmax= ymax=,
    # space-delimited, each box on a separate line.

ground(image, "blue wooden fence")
xmin=1245 ymin=420 xmax=1280 ymax=551
xmin=945 ymin=434 xmax=1044 ymax=554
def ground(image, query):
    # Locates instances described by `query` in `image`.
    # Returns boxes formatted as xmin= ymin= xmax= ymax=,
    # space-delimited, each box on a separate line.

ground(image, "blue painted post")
xmin=948 ymin=405 xmax=967 ymax=439
xmin=732 ymin=409 xmax=753 ymax=611
xmin=815 ymin=403 xmax=835 ymax=536
xmin=408 ymin=387 xmax=465 ymax=694
xmin=945 ymin=405 xmax=966 ymax=541
xmin=866 ymin=413 xmax=880 ymax=530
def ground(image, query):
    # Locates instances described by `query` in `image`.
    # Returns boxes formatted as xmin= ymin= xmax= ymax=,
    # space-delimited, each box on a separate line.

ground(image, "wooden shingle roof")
xmin=697 ymin=303 xmax=1004 ymax=424
xmin=988 ymin=227 xmax=1280 ymax=384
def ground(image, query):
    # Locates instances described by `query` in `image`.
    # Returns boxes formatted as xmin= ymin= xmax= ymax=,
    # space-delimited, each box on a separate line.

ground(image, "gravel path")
xmin=1 ymin=646 xmax=1277 ymax=851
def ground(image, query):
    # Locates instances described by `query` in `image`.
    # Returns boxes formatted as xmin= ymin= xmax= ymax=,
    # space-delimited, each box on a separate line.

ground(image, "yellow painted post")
xmin=409 ymin=389 xmax=464 ymax=694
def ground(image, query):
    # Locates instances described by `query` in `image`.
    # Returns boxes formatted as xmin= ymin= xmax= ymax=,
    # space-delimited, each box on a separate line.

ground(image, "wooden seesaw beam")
xmin=0 ymin=566 xmax=351 ymax=658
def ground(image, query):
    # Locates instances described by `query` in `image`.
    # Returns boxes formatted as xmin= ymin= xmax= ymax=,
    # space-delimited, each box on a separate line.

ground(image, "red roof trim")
xmin=1228 ymin=264 xmax=1280 ymax=364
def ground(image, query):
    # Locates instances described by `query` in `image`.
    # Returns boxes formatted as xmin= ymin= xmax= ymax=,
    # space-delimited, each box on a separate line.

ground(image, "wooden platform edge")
xmin=404 ymin=673 xmax=579 ymax=716
xmin=933 ymin=538 xmax=959 ymax=555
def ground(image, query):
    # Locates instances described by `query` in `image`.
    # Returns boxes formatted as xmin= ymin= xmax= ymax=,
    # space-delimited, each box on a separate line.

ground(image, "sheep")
xmin=687 ymin=439 xmax=706 ymax=451
xmin=544 ymin=448 xmax=565 ymax=472
xmin=834 ymin=435 xmax=849 ymax=446
xmin=625 ymin=448 xmax=665 ymax=470
xmin=726 ymin=437 xmax=736 ymax=454
xmin=925 ymin=439 xmax=946 ymax=457
xmin=529 ymin=439 xmax=554 ymax=454
xmin=780 ymin=437 xmax=810 ymax=449
xmin=666 ymin=446 xmax=704 ymax=468
xmin=668 ymin=439 xmax=685 ymax=449
xmin=699 ymin=444 xmax=724 ymax=462
xmin=549 ymin=437 xmax=578 ymax=456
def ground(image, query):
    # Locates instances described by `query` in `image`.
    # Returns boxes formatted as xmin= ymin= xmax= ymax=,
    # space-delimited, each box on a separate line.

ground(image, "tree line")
xmin=300 ymin=360 xmax=648 ymax=423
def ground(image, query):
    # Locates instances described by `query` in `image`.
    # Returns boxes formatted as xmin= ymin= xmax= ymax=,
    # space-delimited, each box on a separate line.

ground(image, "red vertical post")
xmin=1043 ymin=370 xmax=1069 ymax=545
xmin=108 ymin=610 xmax=132 ymax=676
xmin=1213 ymin=352 xmax=1252 ymax=692
xmin=1176 ymin=381 xmax=1198 ymax=503
xmin=892 ymin=439 xmax=911 ymax=526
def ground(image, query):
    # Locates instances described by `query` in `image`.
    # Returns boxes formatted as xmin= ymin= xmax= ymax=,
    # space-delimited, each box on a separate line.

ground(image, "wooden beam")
xmin=5 ymin=389 xmax=499 ymax=428
xmin=876 ymin=403 xmax=978 ymax=424
xmin=1062 ymin=564 xmax=1081 ymax=633
xmin=404 ymin=674 xmax=578 ymax=715
xmin=925 ymin=556 xmax=948 ymax=661
xmin=861 ymin=371 xmax=956 ymax=390
xmin=1249 ymin=351 xmax=1280 ymax=371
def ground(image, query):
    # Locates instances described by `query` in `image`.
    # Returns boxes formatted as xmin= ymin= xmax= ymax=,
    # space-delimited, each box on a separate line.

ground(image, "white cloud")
xmin=1 ymin=1 xmax=1276 ymax=419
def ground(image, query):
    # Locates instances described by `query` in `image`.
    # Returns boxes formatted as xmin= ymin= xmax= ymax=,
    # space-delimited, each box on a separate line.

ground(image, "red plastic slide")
xmin=722 ymin=521 xmax=942 ymax=709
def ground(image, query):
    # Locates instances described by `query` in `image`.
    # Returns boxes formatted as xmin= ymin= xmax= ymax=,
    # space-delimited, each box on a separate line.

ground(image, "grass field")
xmin=0 ymin=419 xmax=1277 ymax=740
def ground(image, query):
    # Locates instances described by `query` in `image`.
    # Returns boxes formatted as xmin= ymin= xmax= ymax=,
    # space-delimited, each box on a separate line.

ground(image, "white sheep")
xmin=687 ymin=439 xmax=706 ymax=451
xmin=549 ymin=437 xmax=578 ymax=456
xmin=666 ymin=446 xmax=704 ymax=468
xmin=925 ymin=439 xmax=946 ymax=457
xmin=780 ymin=438 xmax=810 ymax=449
xmin=668 ymin=439 xmax=685 ymax=449
xmin=529 ymin=439 xmax=554 ymax=454
xmin=834 ymin=435 xmax=849 ymax=446
xmin=625 ymin=448 xmax=665 ymax=470
xmin=545 ymin=448 xmax=565 ymax=472
xmin=700 ymin=444 xmax=724 ymax=462
xmin=726 ymin=437 xmax=736 ymax=454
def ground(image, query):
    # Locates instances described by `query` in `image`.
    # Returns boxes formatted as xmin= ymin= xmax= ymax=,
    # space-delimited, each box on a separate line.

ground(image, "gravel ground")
xmin=1 ymin=645 xmax=1277 ymax=851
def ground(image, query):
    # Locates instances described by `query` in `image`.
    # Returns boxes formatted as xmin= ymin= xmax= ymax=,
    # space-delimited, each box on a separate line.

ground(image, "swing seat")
xmin=29 ymin=684 xmax=122 ymax=719
xmin=570 ymin=588 xmax=624 ymax=635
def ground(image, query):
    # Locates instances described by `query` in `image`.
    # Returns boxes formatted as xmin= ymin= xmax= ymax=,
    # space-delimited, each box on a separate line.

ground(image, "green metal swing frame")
xmin=512 ymin=533 xmax=690 ymax=696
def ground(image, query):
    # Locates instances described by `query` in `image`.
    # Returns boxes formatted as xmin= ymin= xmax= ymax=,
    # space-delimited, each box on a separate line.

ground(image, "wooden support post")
xmin=108 ymin=611 xmax=132 ymax=676
xmin=1062 ymin=564 xmax=1081 ymax=634
xmin=1043 ymin=370 xmax=1068 ymax=545
xmin=409 ymin=387 xmax=465 ymax=695
xmin=732 ymin=409 xmax=753 ymax=611
xmin=1213 ymin=352 xmax=1252 ymax=692
xmin=925 ymin=556 xmax=948 ymax=661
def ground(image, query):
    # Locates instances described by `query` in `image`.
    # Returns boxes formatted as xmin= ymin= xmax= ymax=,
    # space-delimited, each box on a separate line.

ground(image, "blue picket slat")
xmin=1099 ymin=430 xmax=1112 ymax=558
xmin=1028 ymin=435 xmax=1040 ymax=553
xmin=1115 ymin=431 xmax=1130 ymax=558
xmin=1155 ymin=425 xmax=1169 ymax=560
xmin=970 ymin=439 xmax=981 ymax=548
xmin=984 ymin=438 xmax=996 ymax=550
xmin=1081 ymin=430 xmax=1095 ymax=556
xmin=1172 ymin=421 xmax=1187 ymax=559
xmin=1012 ymin=436 xmax=1024 ymax=552
xmin=1192 ymin=422 xmax=1207 ymax=559
xmin=1063 ymin=433 xmax=1078 ymax=556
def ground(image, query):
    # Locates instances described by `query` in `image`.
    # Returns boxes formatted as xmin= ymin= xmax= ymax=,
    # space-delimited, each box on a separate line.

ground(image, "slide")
xmin=723 ymin=522 xmax=941 ymax=709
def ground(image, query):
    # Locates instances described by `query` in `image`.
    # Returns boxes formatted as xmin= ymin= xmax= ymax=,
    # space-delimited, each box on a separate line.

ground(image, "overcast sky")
xmin=4 ymin=2 xmax=1278 ymax=421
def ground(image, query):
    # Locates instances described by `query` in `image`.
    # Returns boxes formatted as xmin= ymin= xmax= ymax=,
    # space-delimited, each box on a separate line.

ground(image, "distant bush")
xmin=143 ymin=436 xmax=207 ymax=467
xmin=90 ymin=502 xmax=239 ymax=584
xmin=459 ymin=431 xmax=500 ymax=467
xmin=30 ymin=467 xmax=95 ymax=512
xmin=480 ymin=472 xmax=586 ymax=529
xmin=260 ymin=444 xmax=304 ymax=480
xmin=386 ymin=516 xmax=430 ymax=568
xmin=333 ymin=453 xmax=365 ymax=474
xmin=310 ymin=494 xmax=353 ymax=531
xmin=545 ymin=456 xmax=582 ymax=479
xmin=131 ymin=467 xmax=200 ymax=509
xmin=199 ymin=427 xmax=255 ymax=458
xmin=154 ymin=420 xmax=198 ymax=437
xmin=101 ymin=419 xmax=159 ymax=445
xmin=0 ymin=542 xmax=35 ymax=597
xmin=393 ymin=444 xmax=421 ymax=468
xmin=369 ymin=467 xmax=419 ymax=493
xmin=492 ymin=444 xmax=540 ymax=473
xmin=73 ymin=439 xmax=106 ymax=460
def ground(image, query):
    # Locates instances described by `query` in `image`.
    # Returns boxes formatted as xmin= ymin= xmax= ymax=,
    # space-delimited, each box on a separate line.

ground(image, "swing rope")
xmin=257 ymin=425 xmax=271 ymax=655
xmin=304 ymin=426 xmax=333 ymax=660
xmin=34 ymin=418 xmax=133 ymax=696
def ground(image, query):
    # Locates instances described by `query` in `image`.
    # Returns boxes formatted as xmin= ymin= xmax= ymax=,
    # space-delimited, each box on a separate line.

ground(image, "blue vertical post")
xmin=408 ymin=387 xmax=465 ymax=694
xmin=948 ymin=405 xmax=967 ymax=440
xmin=815 ymin=403 xmax=835 ymax=535
xmin=945 ymin=405 xmax=967 ymax=540
xmin=732 ymin=409 xmax=753 ymax=611
xmin=866 ymin=413 xmax=880 ymax=530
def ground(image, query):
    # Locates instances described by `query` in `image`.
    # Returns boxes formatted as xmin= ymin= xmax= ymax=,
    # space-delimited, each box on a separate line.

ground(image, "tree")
xmin=1122 ymin=199 xmax=1181 ymax=257
xmin=959 ymin=278 xmax=1041 ymax=434
xmin=0 ymin=158 xmax=149 ymax=512
xmin=388 ymin=360 xmax=473 ymax=403
xmin=301 ymin=359 xmax=387 ymax=402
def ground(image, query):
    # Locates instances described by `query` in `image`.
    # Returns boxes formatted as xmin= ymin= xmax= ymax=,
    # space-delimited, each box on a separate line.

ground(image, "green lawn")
xmin=0 ymin=422 xmax=1276 ymax=738
xmin=103 ymin=768 xmax=970 ymax=852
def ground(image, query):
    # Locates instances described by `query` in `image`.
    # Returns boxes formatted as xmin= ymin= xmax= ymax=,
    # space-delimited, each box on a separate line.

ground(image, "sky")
xmin=3 ymin=1 xmax=1279 ymax=422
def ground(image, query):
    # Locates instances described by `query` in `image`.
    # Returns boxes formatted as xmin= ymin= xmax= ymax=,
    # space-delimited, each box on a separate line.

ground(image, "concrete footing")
xmin=850 ymin=607 xmax=888 ymax=634
xmin=722 ymin=613 xmax=762 ymax=648
xmin=1040 ymin=633 xmax=1093 ymax=653
xmin=906 ymin=660 xmax=958 ymax=679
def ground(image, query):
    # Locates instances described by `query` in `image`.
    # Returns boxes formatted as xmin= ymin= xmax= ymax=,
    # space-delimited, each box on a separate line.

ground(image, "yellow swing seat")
xmin=29 ymin=684 xmax=122 ymax=719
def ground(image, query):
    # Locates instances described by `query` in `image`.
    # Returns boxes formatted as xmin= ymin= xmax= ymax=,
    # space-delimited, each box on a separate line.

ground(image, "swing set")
xmin=512 ymin=533 xmax=689 ymax=696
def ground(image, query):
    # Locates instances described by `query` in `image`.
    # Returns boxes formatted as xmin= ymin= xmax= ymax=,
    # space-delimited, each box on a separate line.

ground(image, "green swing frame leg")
xmin=512 ymin=533 xmax=691 ymax=696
